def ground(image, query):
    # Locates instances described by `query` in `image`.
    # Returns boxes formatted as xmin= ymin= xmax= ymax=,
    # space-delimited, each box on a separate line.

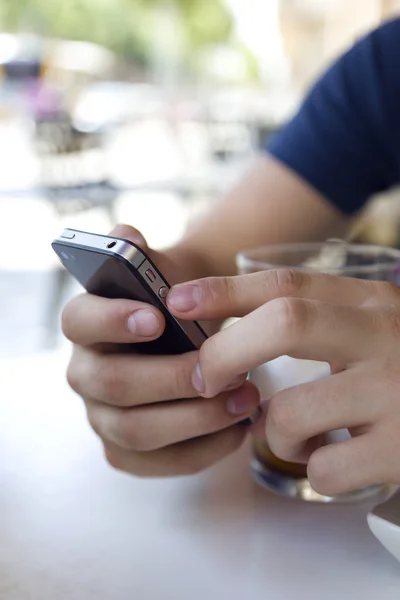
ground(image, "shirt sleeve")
xmin=266 ymin=18 xmax=400 ymax=215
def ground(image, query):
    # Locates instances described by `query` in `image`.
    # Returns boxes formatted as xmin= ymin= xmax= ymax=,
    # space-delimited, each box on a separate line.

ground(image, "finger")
xmin=167 ymin=269 xmax=396 ymax=320
xmin=103 ymin=426 xmax=247 ymax=477
xmin=195 ymin=299 xmax=382 ymax=397
xmin=68 ymin=346 xmax=250 ymax=407
xmin=265 ymin=365 xmax=382 ymax=463
xmin=85 ymin=381 xmax=260 ymax=451
xmin=67 ymin=346 xmax=199 ymax=405
xmin=62 ymin=293 xmax=165 ymax=346
xmin=307 ymin=433 xmax=388 ymax=496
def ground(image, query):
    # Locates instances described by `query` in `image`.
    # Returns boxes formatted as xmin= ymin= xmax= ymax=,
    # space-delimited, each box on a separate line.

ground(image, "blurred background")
xmin=1 ymin=0 xmax=400 ymax=359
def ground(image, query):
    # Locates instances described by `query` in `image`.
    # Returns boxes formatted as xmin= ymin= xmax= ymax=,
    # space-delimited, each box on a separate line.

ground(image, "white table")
xmin=0 ymin=351 xmax=399 ymax=600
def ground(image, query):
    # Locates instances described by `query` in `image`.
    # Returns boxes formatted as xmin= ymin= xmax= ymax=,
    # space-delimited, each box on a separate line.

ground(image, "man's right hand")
xmin=62 ymin=225 xmax=260 ymax=478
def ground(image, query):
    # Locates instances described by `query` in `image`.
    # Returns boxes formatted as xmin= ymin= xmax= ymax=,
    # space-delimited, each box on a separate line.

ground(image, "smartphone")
xmin=52 ymin=228 xmax=208 ymax=355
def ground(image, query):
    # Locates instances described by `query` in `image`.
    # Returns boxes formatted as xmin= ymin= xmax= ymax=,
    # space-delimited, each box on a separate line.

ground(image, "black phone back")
xmin=52 ymin=239 xmax=207 ymax=355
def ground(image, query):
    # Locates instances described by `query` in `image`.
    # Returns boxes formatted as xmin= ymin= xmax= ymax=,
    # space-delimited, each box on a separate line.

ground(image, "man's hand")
xmin=63 ymin=225 xmax=260 ymax=478
xmin=167 ymin=269 xmax=400 ymax=495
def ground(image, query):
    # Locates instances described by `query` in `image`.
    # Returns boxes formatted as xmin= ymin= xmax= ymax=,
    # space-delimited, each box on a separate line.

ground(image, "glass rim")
xmin=237 ymin=242 xmax=400 ymax=275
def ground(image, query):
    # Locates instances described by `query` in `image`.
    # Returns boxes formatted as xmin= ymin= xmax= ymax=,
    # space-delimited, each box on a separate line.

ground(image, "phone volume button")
xmin=145 ymin=269 xmax=156 ymax=283
xmin=158 ymin=286 xmax=168 ymax=299
xmin=60 ymin=231 xmax=75 ymax=239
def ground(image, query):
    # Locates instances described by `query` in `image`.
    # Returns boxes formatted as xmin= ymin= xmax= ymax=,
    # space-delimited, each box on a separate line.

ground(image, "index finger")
xmin=167 ymin=269 xmax=396 ymax=321
xmin=195 ymin=299 xmax=383 ymax=397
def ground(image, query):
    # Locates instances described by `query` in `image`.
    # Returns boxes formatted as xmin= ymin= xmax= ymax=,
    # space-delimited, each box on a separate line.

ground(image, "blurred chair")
xmin=33 ymin=112 xmax=118 ymax=219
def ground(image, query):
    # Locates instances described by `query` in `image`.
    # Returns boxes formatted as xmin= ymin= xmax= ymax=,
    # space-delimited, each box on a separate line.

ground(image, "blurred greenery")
xmin=0 ymin=0 xmax=233 ymax=64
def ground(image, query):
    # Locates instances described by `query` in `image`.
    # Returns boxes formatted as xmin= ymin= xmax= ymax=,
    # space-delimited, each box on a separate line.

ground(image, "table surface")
xmin=1 ymin=350 xmax=400 ymax=600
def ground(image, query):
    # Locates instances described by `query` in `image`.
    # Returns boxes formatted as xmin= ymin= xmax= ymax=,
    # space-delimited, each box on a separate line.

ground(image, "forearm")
xmin=167 ymin=154 xmax=350 ymax=279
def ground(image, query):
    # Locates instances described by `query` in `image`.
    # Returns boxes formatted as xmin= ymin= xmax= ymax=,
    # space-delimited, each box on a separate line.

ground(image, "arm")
xmin=62 ymin=19 xmax=400 ymax=482
xmin=168 ymin=18 xmax=400 ymax=279
xmin=168 ymin=154 xmax=349 ymax=279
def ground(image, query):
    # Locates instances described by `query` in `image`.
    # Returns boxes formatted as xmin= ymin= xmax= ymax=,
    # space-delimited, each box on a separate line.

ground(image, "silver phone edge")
xmin=55 ymin=229 xmax=207 ymax=350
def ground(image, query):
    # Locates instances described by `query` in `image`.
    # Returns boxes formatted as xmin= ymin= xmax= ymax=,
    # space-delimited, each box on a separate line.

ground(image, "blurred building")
xmin=280 ymin=0 xmax=400 ymax=92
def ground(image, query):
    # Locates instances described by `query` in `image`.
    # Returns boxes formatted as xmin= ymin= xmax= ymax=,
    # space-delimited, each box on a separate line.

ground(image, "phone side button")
xmin=60 ymin=231 xmax=75 ymax=239
xmin=145 ymin=269 xmax=156 ymax=283
xmin=158 ymin=286 xmax=168 ymax=299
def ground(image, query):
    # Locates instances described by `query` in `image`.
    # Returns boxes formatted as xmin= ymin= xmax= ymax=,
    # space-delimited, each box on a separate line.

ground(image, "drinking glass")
xmin=237 ymin=241 xmax=400 ymax=503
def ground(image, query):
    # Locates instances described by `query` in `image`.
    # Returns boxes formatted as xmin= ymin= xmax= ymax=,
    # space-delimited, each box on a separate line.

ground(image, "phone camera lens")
xmin=107 ymin=241 xmax=117 ymax=249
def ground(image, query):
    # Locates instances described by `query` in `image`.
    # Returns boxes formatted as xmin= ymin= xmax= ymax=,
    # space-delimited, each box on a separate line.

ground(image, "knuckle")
xmin=197 ymin=339 xmax=220 ymax=396
xmin=103 ymin=444 xmax=123 ymax=471
xmin=61 ymin=295 xmax=83 ymax=341
xmin=178 ymin=428 xmax=246 ymax=476
xmin=307 ymin=451 xmax=334 ymax=495
xmin=107 ymin=406 xmax=157 ymax=452
xmin=118 ymin=415 xmax=144 ymax=450
xmin=66 ymin=357 xmax=82 ymax=395
xmin=376 ymin=356 xmax=399 ymax=386
xmin=199 ymin=334 xmax=221 ymax=366
xmin=382 ymin=308 xmax=400 ymax=338
xmin=202 ymin=276 xmax=224 ymax=299
xmin=363 ymin=307 xmax=400 ymax=345
xmin=180 ymin=451 xmax=211 ymax=476
xmin=271 ymin=297 xmax=308 ymax=343
xmin=375 ymin=281 xmax=400 ymax=302
xmin=178 ymin=460 xmax=201 ymax=477
xmin=170 ymin=356 xmax=193 ymax=398
xmin=106 ymin=299 xmax=133 ymax=332
xmin=198 ymin=339 xmax=209 ymax=370
xmin=267 ymin=439 xmax=296 ymax=463
xmin=97 ymin=358 xmax=125 ymax=404
xmin=204 ymin=276 xmax=238 ymax=309
xmin=273 ymin=268 xmax=307 ymax=297
xmin=267 ymin=394 xmax=299 ymax=441
xmin=86 ymin=405 xmax=102 ymax=438
xmin=224 ymin=276 xmax=244 ymax=307
xmin=87 ymin=402 xmax=146 ymax=452
xmin=372 ymin=423 xmax=399 ymax=477
xmin=103 ymin=443 xmax=148 ymax=477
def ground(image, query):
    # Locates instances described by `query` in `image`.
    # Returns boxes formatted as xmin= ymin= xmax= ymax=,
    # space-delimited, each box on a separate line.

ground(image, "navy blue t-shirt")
xmin=267 ymin=18 xmax=400 ymax=215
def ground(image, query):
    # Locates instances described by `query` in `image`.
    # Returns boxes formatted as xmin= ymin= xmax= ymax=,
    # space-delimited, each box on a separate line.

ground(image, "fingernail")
xmin=192 ymin=363 xmax=205 ymax=393
xmin=127 ymin=309 xmax=160 ymax=337
xmin=226 ymin=388 xmax=260 ymax=416
xmin=167 ymin=285 xmax=202 ymax=312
